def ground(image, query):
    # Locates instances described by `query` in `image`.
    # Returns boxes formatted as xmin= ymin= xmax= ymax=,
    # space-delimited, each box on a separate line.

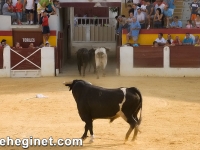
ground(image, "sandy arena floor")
xmin=0 ymin=72 xmax=200 ymax=150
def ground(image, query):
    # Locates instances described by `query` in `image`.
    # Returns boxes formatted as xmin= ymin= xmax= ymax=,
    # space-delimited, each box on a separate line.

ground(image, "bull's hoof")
xmin=81 ymin=135 xmax=88 ymax=141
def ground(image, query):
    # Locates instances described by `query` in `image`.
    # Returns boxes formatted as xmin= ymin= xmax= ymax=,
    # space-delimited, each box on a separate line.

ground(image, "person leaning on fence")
xmin=1 ymin=39 xmax=10 ymax=48
xmin=171 ymin=36 xmax=182 ymax=46
xmin=182 ymin=33 xmax=193 ymax=45
xmin=40 ymin=10 xmax=50 ymax=44
xmin=155 ymin=33 xmax=166 ymax=46
xmin=116 ymin=16 xmax=129 ymax=35
xmin=37 ymin=0 xmax=56 ymax=25
xmin=13 ymin=42 xmax=22 ymax=48
xmin=152 ymin=41 xmax=159 ymax=47
xmin=126 ymin=17 xmax=141 ymax=45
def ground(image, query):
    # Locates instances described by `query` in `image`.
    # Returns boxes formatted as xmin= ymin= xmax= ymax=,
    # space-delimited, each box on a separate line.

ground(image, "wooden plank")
xmin=103 ymin=26 xmax=108 ymax=41
xmin=78 ymin=26 xmax=83 ymax=41
xmin=94 ymin=26 xmax=99 ymax=41
xmin=11 ymin=48 xmax=41 ymax=70
xmin=90 ymin=26 xmax=95 ymax=41
xmin=170 ymin=46 xmax=200 ymax=68
xmin=74 ymin=26 xmax=79 ymax=41
xmin=133 ymin=47 xmax=163 ymax=68
xmin=107 ymin=26 xmax=112 ymax=41
xmin=98 ymin=27 xmax=103 ymax=41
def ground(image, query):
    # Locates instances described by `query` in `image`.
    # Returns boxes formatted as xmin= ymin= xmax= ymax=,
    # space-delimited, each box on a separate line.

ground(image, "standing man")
xmin=190 ymin=0 xmax=200 ymax=26
xmin=37 ymin=0 xmax=56 ymax=25
xmin=23 ymin=0 xmax=34 ymax=24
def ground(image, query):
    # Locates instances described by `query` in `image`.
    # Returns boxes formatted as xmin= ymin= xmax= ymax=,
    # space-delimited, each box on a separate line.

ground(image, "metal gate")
xmin=10 ymin=48 xmax=41 ymax=77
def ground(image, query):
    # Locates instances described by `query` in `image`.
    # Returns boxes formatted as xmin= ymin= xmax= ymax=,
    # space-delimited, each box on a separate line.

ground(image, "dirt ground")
xmin=0 ymin=53 xmax=200 ymax=150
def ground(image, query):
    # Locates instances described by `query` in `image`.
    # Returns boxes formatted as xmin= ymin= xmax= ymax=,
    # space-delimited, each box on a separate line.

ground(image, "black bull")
xmin=64 ymin=80 xmax=142 ymax=142
xmin=76 ymin=48 xmax=96 ymax=77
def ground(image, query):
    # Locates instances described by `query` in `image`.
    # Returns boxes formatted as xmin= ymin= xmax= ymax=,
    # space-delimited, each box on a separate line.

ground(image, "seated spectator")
xmin=136 ymin=7 xmax=145 ymax=29
xmin=13 ymin=42 xmax=22 ymax=48
xmin=155 ymin=33 xmax=166 ymax=46
xmin=1 ymin=39 xmax=9 ymax=48
xmin=165 ymin=39 xmax=172 ymax=46
xmin=171 ymin=36 xmax=182 ymax=46
xmin=152 ymin=41 xmax=159 ymax=47
xmin=163 ymin=6 xmax=172 ymax=28
xmin=164 ymin=0 xmax=175 ymax=15
xmin=28 ymin=43 xmax=35 ymax=48
xmin=170 ymin=16 xmax=182 ymax=28
xmin=2 ymin=0 xmax=17 ymax=24
xmin=166 ymin=34 xmax=173 ymax=43
xmin=186 ymin=20 xmax=193 ymax=29
xmin=116 ymin=16 xmax=128 ymax=35
xmin=194 ymin=35 xmax=199 ymax=45
xmin=126 ymin=17 xmax=141 ymax=45
xmin=153 ymin=8 xmax=163 ymax=28
xmin=182 ymin=33 xmax=193 ymax=45
xmin=146 ymin=0 xmax=155 ymax=29
xmin=195 ymin=13 xmax=200 ymax=28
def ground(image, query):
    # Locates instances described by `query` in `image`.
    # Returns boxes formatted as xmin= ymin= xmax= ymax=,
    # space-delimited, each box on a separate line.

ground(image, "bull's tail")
xmin=129 ymin=87 xmax=142 ymax=126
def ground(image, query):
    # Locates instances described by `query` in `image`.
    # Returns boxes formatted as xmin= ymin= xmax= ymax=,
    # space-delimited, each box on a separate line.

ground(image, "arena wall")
xmin=118 ymin=46 xmax=200 ymax=77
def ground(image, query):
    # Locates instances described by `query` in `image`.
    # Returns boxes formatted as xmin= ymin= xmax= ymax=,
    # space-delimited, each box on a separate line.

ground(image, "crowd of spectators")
xmin=116 ymin=0 xmax=200 ymax=46
xmin=116 ymin=0 xmax=200 ymax=32
xmin=153 ymin=33 xmax=200 ymax=47
xmin=0 ymin=39 xmax=51 ymax=49
xmin=1 ymin=0 xmax=60 ymax=25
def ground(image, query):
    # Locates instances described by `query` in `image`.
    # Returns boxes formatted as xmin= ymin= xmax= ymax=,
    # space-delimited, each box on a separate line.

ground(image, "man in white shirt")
xmin=155 ymin=33 xmax=166 ymax=46
xmin=136 ymin=7 xmax=145 ymax=29
xmin=155 ymin=0 xmax=166 ymax=13
xmin=23 ymin=0 xmax=35 ymax=24
xmin=141 ymin=0 xmax=147 ymax=17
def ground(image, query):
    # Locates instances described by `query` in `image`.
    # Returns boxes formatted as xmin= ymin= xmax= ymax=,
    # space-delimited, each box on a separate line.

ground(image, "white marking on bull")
xmin=89 ymin=135 xmax=94 ymax=143
xmin=116 ymin=88 xmax=127 ymax=121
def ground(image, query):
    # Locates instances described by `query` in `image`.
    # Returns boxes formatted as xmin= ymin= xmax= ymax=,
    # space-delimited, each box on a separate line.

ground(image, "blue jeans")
xmin=3 ymin=12 xmax=17 ymax=20
xmin=16 ymin=12 xmax=22 ymax=21
xmin=116 ymin=23 xmax=130 ymax=34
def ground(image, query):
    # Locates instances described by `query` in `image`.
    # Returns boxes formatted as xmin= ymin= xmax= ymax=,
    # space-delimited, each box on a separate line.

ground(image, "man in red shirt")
xmin=40 ymin=10 xmax=50 ymax=44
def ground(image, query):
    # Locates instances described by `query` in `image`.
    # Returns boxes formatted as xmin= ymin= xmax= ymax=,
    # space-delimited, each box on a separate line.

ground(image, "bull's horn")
xmin=63 ymin=81 xmax=73 ymax=86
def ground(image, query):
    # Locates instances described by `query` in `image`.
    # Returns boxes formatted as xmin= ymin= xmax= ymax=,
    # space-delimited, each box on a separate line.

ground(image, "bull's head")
xmin=92 ymin=46 xmax=110 ymax=52
xmin=63 ymin=80 xmax=92 ymax=91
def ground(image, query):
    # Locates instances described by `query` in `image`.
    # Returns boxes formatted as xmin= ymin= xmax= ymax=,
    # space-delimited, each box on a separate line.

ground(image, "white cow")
xmin=94 ymin=47 xmax=108 ymax=79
